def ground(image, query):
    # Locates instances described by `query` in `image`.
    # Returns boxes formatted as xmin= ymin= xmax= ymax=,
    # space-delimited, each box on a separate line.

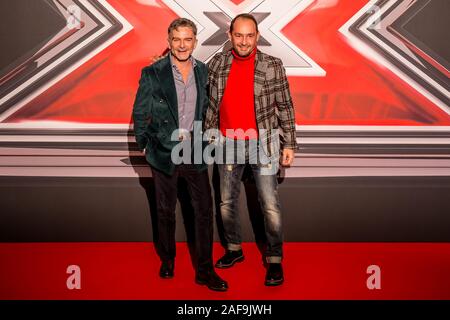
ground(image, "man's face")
xmin=228 ymin=18 xmax=260 ymax=57
xmin=168 ymin=26 xmax=197 ymax=62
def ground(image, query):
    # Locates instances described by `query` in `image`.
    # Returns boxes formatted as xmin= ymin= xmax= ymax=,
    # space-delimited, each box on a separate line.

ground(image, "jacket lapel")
xmin=217 ymin=50 xmax=233 ymax=107
xmin=155 ymin=55 xmax=179 ymax=126
xmin=254 ymin=50 xmax=267 ymax=101
xmin=193 ymin=61 xmax=204 ymax=121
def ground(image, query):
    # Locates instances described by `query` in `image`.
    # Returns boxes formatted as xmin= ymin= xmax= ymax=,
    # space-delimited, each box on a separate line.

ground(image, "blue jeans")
xmin=217 ymin=138 xmax=283 ymax=263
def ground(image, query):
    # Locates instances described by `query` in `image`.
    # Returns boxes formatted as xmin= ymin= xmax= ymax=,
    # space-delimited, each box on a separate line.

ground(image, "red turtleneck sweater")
xmin=219 ymin=48 xmax=258 ymax=139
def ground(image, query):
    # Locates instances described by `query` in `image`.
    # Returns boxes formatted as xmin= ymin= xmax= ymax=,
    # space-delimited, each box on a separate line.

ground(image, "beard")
xmin=233 ymin=45 xmax=253 ymax=57
xmin=171 ymin=50 xmax=192 ymax=62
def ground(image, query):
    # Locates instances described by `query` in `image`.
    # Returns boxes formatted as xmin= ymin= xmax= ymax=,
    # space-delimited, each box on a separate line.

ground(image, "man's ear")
xmin=227 ymin=31 xmax=232 ymax=42
xmin=194 ymin=38 xmax=198 ymax=50
xmin=256 ymin=31 xmax=260 ymax=44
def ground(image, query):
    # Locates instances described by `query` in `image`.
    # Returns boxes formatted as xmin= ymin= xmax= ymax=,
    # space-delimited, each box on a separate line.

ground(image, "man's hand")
xmin=150 ymin=55 xmax=163 ymax=64
xmin=150 ymin=48 xmax=169 ymax=64
xmin=280 ymin=148 xmax=294 ymax=167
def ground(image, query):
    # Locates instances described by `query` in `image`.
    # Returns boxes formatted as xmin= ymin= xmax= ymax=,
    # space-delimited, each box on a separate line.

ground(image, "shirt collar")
xmin=169 ymin=53 xmax=196 ymax=71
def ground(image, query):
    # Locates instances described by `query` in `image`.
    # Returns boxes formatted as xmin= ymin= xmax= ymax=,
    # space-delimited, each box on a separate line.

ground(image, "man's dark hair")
xmin=229 ymin=13 xmax=259 ymax=33
xmin=168 ymin=18 xmax=197 ymax=37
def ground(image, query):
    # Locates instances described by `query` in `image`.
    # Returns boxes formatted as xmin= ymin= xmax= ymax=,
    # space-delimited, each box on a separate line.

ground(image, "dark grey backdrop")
xmin=2 ymin=173 xmax=450 ymax=242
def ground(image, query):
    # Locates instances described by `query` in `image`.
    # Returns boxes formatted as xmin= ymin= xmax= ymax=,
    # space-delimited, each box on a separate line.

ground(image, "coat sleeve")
xmin=274 ymin=58 xmax=297 ymax=150
xmin=132 ymin=68 xmax=152 ymax=151
xmin=204 ymin=55 xmax=221 ymax=131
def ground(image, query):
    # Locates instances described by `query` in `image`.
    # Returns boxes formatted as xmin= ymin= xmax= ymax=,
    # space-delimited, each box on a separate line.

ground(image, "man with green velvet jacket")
xmin=132 ymin=18 xmax=227 ymax=292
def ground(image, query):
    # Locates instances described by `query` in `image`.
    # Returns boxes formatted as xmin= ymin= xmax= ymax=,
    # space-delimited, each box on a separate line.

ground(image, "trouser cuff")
xmin=227 ymin=243 xmax=242 ymax=251
xmin=266 ymin=256 xmax=282 ymax=263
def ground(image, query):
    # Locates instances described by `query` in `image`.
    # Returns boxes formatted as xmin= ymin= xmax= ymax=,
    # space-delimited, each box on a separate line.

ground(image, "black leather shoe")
xmin=159 ymin=260 xmax=174 ymax=279
xmin=265 ymin=263 xmax=284 ymax=286
xmin=215 ymin=249 xmax=244 ymax=268
xmin=196 ymin=270 xmax=228 ymax=292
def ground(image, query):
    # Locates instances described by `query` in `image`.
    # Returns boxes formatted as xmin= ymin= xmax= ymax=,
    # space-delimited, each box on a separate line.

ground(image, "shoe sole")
xmin=264 ymin=279 xmax=284 ymax=286
xmin=195 ymin=279 xmax=228 ymax=292
xmin=215 ymin=255 xmax=245 ymax=269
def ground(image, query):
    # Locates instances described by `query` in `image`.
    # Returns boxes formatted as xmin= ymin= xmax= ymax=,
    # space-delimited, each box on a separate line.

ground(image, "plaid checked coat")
xmin=204 ymin=49 xmax=297 ymax=156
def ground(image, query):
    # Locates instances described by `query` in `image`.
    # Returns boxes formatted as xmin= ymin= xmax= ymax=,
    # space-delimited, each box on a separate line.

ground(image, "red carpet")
xmin=0 ymin=242 xmax=449 ymax=300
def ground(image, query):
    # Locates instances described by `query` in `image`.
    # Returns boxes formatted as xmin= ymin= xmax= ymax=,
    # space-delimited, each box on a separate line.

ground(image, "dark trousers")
xmin=151 ymin=164 xmax=213 ymax=274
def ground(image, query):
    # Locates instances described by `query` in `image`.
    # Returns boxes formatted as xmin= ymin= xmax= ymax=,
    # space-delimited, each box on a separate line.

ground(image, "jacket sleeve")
xmin=132 ymin=68 xmax=152 ymax=151
xmin=204 ymin=55 xmax=221 ymax=131
xmin=274 ymin=58 xmax=297 ymax=150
